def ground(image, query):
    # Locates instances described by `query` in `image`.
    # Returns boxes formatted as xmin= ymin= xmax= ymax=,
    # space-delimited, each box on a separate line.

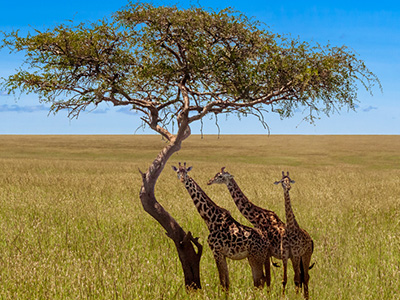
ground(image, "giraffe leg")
xmin=301 ymin=253 xmax=312 ymax=299
xmin=264 ymin=257 xmax=271 ymax=289
xmin=213 ymin=253 xmax=230 ymax=291
xmin=282 ymin=258 xmax=288 ymax=295
xmin=247 ymin=256 xmax=266 ymax=289
xmin=281 ymin=238 xmax=290 ymax=296
xmin=291 ymin=256 xmax=302 ymax=294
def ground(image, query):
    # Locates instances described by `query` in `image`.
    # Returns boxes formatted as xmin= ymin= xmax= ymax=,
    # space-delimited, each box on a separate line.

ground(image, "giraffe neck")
xmin=226 ymin=178 xmax=258 ymax=225
xmin=183 ymin=176 xmax=224 ymax=229
xmin=284 ymin=189 xmax=300 ymax=232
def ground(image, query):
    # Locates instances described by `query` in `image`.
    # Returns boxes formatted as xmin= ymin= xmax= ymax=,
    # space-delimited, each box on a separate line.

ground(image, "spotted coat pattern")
xmin=207 ymin=169 xmax=287 ymax=259
xmin=172 ymin=163 xmax=271 ymax=291
xmin=208 ymin=168 xmax=291 ymax=295
xmin=275 ymin=172 xmax=314 ymax=299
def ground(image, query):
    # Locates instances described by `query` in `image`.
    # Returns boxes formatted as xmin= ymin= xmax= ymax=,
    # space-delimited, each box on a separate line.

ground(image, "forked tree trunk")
xmin=138 ymin=136 xmax=203 ymax=290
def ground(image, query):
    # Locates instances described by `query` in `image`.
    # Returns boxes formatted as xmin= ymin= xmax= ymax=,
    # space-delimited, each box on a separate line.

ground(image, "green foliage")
xmin=0 ymin=135 xmax=399 ymax=299
xmin=1 ymin=2 xmax=380 ymax=129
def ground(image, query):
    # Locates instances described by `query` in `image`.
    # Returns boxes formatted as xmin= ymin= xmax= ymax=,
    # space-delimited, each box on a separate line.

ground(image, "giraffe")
xmin=207 ymin=167 xmax=291 ymax=295
xmin=172 ymin=162 xmax=271 ymax=291
xmin=274 ymin=171 xmax=314 ymax=299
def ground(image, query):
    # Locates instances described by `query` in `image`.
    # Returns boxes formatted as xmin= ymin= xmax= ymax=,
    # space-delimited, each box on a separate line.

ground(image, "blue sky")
xmin=0 ymin=0 xmax=399 ymax=134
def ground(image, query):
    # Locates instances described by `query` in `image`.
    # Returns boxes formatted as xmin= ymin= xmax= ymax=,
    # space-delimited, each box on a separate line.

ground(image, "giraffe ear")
xmin=290 ymin=179 xmax=295 ymax=184
xmin=187 ymin=166 xmax=193 ymax=172
xmin=274 ymin=180 xmax=281 ymax=185
xmin=172 ymin=166 xmax=178 ymax=172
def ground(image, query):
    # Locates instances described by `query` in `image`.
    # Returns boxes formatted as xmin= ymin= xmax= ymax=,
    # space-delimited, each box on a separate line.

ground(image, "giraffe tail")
xmin=308 ymin=240 xmax=316 ymax=270
xmin=272 ymin=262 xmax=280 ymax=267
xmin=271 ymin=258 xmax=280 ymax=268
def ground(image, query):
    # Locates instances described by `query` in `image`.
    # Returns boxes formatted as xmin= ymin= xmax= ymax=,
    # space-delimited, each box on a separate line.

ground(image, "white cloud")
xmin=116 ymin=106 xmax=137 ymax=115
xmin=0 ymin=104 xmax=49 ymax=113
xmin=362 ymin=105 xmax=378 ymax=112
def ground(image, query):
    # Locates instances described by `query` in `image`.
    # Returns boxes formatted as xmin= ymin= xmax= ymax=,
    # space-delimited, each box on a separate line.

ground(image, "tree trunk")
xmin=138 ymin=135 xmax=203 ymax=290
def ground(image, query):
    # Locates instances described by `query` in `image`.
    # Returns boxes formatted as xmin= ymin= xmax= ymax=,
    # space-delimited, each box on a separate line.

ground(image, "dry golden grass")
xmin=0 ymin=135 xmax=399 ymax=299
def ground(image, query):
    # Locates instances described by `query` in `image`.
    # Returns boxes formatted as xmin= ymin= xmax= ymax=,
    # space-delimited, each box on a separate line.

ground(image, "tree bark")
xmin=138 ymin=134 xmax=203 ymax=290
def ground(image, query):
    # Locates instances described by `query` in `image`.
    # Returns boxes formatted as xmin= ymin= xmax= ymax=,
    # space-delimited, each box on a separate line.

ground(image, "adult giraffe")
xmin=208 ymin=167 xmax=290 ymax=294
xmin=172 ymin=163 xmax=271 ymax=291
xmin=275 ymin=171 xmax=314 ymax=299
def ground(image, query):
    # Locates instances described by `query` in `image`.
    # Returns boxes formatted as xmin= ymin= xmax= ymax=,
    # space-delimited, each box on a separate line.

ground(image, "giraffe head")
xmin=207 ymin=167 xmax=234 ymax=185
xmin=172 ymin=162 xmax=193 ymax=183
xmin=274 ymin=171 xmax=295 ymax=191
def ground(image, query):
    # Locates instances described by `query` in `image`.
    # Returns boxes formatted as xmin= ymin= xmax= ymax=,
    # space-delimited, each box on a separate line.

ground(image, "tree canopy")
xmin=1 ymin=2 xmax=380 ymax=139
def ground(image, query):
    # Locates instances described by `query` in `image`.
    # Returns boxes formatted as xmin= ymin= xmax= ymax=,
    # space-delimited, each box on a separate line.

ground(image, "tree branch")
xmin=186 ymin=83 xmax=292 ymax=123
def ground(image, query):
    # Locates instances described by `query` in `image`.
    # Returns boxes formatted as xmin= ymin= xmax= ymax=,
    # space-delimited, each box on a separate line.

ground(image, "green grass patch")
xmin=0 ymin=135 xmax=399 ymax=299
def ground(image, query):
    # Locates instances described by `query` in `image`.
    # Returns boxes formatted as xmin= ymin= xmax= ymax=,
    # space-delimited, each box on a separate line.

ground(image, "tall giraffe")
xmin=172 ymin=163 xmax=271 ymax=291
xmin=207 ymin=167 xmax=291 ymax=295
xmin=274 ymin=171 xmax=314 ymax=299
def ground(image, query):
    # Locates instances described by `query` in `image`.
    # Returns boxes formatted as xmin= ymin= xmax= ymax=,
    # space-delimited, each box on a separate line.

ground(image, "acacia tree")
xmin=1 ymin=2 xmax=379 ymax=290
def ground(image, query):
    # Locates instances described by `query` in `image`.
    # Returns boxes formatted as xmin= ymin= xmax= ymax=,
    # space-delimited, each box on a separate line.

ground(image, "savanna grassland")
xmin=0 ymin=135 xmax=399 ymax=299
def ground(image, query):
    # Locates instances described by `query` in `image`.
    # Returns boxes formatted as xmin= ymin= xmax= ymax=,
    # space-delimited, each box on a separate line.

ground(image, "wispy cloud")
xmin=354 ymin=104 xmax=379 ymax=112
xmin=91 ymin=108 xmax=110 ymax=114
xmin=362 ymin=106 xmax=378 ymax=112
xmin=0 ymin=103 xmax=140 ymax=115
xmin=0 ymin=104 xmax=50 ymax=113
xmin=116 ymin=107 xmax=137 ymax=115
xmin=0 ymin=91 xmax=9 ymax=97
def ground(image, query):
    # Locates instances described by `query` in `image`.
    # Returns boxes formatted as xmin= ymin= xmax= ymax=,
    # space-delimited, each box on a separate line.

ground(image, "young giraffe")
xmin=172 ymin=162 xmax=271 ymax=291
xmin=274 ymin=171 xmax=314 ymax=299
xmin=207 ymin=167 xmax=291 ymax=295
